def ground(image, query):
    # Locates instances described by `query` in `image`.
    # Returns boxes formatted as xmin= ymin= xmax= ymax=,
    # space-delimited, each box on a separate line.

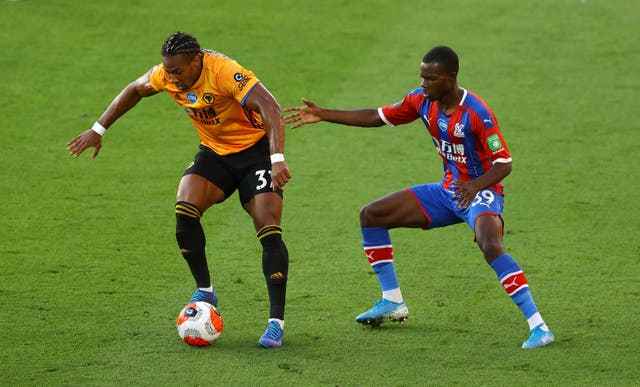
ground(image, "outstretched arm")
xmin=244 ymin=83 xmax=292 ymax=191
xmin=283 ymin=98 xmax=385 ymax=128
xmin=67 ymin=68 xmax=159 ymax=158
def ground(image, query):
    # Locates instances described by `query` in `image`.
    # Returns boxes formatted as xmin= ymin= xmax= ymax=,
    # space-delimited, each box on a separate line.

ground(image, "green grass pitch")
xmin=1 ymin=0 xmax=638 ymax=385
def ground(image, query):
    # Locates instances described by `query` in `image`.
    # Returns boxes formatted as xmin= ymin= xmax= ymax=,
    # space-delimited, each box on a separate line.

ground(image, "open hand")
xmin=67 ymin=129 xmax=103 ymax=158
xmin=283 ymin=98 xmax=322 ymax=129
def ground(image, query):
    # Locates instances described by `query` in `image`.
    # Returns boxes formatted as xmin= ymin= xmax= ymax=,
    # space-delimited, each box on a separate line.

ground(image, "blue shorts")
xmin=408 ymin=183 xmax=504 ymax=231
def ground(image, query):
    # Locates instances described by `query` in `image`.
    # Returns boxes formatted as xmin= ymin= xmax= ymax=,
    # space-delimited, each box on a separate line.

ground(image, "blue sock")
xmin=490 ymin=254 xmax=539 ymax=320
xmin=362 ymin=227 xmax=402 ymax=301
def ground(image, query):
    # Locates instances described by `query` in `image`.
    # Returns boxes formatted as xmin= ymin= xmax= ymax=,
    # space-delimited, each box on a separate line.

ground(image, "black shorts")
xmin=184 ymin=137 xmax=282 ymax=204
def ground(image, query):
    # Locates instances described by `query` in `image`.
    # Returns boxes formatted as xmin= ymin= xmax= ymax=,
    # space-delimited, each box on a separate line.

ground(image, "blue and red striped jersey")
xmin=378 ymin=88 xmax=511 ymax=195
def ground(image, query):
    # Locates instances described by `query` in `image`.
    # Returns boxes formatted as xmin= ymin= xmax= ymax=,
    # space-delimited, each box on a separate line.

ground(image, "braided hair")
xmin=161 ymin=31 xmax=201 ymax=57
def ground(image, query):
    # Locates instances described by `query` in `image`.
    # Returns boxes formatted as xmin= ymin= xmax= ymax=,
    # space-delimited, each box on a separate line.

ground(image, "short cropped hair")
xmin=422 ymin=46 xmax=459 ymax=74
xmin=161 ymin=31 xmax=201 ymax=57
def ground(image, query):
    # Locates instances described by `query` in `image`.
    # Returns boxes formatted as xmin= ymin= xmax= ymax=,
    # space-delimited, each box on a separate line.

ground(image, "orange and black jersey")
xmin=149 ymin=50 xmax=264 ymax=155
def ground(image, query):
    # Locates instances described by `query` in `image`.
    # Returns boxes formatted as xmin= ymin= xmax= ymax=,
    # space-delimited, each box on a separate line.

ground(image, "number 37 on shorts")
xmin=255 ymin=169 xmax=272 ymax=190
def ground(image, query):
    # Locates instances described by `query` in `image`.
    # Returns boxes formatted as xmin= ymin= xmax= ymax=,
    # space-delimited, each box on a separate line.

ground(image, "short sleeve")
xmin=148 ymin=65 xmax=166 ymax=92
xmin=378 ymin=92 xmax=423 ymax=126
xmin=474 ymin=114 xmax=511 ymax=164
xmin=216 ymin=59 xmax=261 ymax=104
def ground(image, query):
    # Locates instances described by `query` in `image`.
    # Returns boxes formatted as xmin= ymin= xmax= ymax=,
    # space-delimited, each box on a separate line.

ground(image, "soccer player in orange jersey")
xmin=68 ymin=32 xmax=291 ymax=348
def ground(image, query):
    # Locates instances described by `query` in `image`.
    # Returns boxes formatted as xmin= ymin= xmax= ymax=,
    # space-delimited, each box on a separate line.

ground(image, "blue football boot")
xmin=190 ymin=288 xmax=219 ymax=307
xmin=355 ymin=299 xmax=409 ymax=327
xmin=258 ymin=320 xmax=284 ymax=348
xmin=522 ymin=324 xmax=554 ymax=348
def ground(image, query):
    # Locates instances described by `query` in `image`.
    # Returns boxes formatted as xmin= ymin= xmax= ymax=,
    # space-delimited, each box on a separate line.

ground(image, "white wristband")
xmin=270 ymin=153 xmax=285 ymax=163
xmin=91 ymin=122 xmax=106 ymax=136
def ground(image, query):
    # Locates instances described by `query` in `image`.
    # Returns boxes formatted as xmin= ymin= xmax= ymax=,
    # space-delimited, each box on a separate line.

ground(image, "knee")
xmin=359 ymin=204 xmax=377 ymax=227
xmin=477 ymin=238 xmax=504 ymax=263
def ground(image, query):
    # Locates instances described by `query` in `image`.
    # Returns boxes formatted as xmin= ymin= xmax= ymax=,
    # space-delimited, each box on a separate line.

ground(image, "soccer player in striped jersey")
xmin=68 ymin=32 xmax=291 ymax=348
xmin=284 ymin=46 xmax=553 ymax=348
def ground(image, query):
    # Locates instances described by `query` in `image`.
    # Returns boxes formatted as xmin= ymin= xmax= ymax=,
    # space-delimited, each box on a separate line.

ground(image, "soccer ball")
xmin=176 ymin=301 xmax=223 ymax=346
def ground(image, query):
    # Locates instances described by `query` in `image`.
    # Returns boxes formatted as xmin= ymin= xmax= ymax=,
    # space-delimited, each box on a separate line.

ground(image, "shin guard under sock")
xmin=258 ymin=225 xmax=288 ymax=320
xmin=176 ymin=201 xmax=210 ymax=288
